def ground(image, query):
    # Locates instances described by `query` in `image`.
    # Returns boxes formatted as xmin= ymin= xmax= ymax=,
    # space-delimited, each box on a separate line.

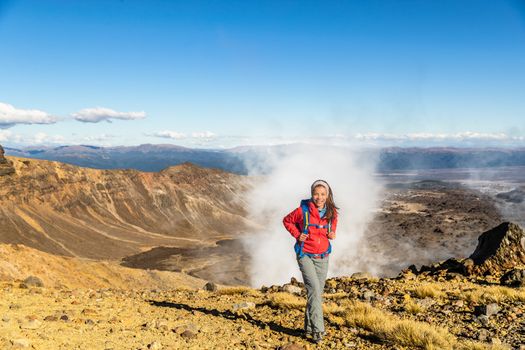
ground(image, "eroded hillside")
xmin=0 ymin=155 xmax=256 ymax=260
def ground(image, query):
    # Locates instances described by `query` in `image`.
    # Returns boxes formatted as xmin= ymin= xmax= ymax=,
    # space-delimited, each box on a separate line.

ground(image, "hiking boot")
xmin=303 ymin=330 xmax=312 ymax=339
xmin=312 ymin=331 xmax=324 ymax=344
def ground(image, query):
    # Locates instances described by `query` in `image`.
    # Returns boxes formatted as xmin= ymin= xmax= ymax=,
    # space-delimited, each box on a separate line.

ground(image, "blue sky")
xmin=0 ymin=0 xmax=524 ymax=148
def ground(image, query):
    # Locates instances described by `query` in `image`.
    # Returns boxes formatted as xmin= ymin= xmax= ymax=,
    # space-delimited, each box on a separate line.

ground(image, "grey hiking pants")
xmin=297 ymin=255 xmax=329 ymax=334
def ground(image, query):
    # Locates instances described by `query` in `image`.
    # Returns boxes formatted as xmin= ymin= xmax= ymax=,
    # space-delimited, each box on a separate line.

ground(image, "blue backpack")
xmin=294 ymin=199 xmax=332 ymax=259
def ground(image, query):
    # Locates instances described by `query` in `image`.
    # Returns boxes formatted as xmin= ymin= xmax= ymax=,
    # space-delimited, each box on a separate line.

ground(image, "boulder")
xmin=11 ymin=339 xmax=30 ymax=348
xmin=147 ymin=341 xmax=162 ymax=349
xmin=474 ymin=303 xmax=500 ymax=317
xmin=232 ymin=301 xmax=255 ymax=312
xmin=468 ymin=222 xmax=525 ymax=275
xmin=0 ymin=145 xmax=15 ymax=176
xmin=180 ymin=329 xmax=197 ymax=339
xmin=351 ymin=272 xmax=372 ymax=280
xmin=500 ymin=268 xmax=525 ymax=287
xmin=203 ymin=282 xmax=217 ymax=292
xmin=23 ymin=276 xmax=44 ymax=288
xmin=282 ymin=284 xmax=302 ymax=295
xmin=362 ymin=290 xmax=376 ymax=302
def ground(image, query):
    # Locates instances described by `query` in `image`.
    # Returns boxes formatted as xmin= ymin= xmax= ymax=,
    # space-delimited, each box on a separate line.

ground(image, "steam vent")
xmin=0 ymin=145 xmax=15 ymax=176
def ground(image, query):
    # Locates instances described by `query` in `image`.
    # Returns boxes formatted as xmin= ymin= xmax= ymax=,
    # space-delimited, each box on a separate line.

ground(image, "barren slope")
xmin=0 ymin=244 xmax=205 ymax=290
xmin=0 ymin=156 xmax=256 ymax=260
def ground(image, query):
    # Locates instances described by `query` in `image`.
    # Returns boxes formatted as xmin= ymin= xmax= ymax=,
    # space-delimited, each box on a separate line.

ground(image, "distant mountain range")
xmin=4 ymin=144 xmax=525 ymax=173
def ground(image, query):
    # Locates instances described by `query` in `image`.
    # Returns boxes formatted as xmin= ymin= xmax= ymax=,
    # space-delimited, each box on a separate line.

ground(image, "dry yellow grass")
xmin=461 ymin=285 xmax=525 ymax=303
xmin=323 ymin=302 xmax=345 ymax=314
xmin=335 ymin=300 xmax=455 ymax=350
xmin=404 ymin=300 xmax=425 ymax=314
xmin=324 ymin=291 xmax=348 ymax=300
xmin=216 ymin=286 xmax=260 ymax=296
xmin=267 ymin=292 xmax=305 ymax=310
xmin=411 ymin=283 xmax=446 ymax=299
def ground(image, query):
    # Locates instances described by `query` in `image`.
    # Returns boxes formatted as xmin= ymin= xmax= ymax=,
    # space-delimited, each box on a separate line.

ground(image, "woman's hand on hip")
xmin=327 ymin=232 xmax=336 ymax=240
xmin=298 ymin=233 xmax=308 ymax=242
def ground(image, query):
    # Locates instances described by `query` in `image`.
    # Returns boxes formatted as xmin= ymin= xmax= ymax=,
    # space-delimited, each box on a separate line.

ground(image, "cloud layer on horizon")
xmin=355 ymin=131 xmax=525 ymax=142
xmin=148 ymin=130 xmax=216 ymax=140
xmin=4 ymin=130 xmax=525 ymax=148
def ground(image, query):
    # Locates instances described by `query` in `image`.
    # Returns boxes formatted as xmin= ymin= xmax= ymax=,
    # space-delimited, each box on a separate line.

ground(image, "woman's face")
xmin=312 ymin=185 xmax=328 ymax=209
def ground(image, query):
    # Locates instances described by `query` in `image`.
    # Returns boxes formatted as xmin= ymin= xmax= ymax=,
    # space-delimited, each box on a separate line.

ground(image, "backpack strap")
xmin=300 ymin=199 xmax=310 ymax=234
xmin=294 ymin=199 xmax=311 ymax=259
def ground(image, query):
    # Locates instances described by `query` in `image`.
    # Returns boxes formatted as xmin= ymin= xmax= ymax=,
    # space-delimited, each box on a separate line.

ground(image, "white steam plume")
xmin=242 ymin=145 xmax=383 ymax=287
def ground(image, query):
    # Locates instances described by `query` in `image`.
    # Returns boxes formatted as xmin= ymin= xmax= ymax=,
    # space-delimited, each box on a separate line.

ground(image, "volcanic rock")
xmin=19 ymin=319 xmax=42 ymax=330
xmin=0 ymin=145 xmax=15 ymax=176
xmin=23 ymin=276 xmax=44 ymax=287
xmin=468 ymin=222 xmax=525 ymax=275
xmin=147 ymin=341 xmax=162 ymax=349
xmin=282 ymin=284 xmax=302 ymax=295
xmin=474 ymin=303 xmax=500 ymax=317
xmin=351 ymin=272 xmax=372 ymax=280
xmin=407 ymin=222 xmax=525 ymax=278
xmin=500 ymin=268 xmax=525 ymax=287
xmin=232 ymin=301 xmax=256 ymax=312
xmin=10 ymin=339 xmax=30 ymax=348
xmin=203 ymin=282 xmax=217 ymax=292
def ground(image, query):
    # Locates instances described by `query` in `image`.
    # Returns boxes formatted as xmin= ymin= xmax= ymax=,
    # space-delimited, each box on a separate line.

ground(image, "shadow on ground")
xmin=148 ymin=299 xmax=303 ymax=338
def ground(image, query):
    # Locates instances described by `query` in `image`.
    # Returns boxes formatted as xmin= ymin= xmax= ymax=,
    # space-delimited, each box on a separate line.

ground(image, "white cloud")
xmin=148 ymin=130 xmax=217 ymax=142
xmin=0 ymin=102 xmax=58 ymax=128
xmin=72 ymin=107 xmax=146 ymax=123
xmin=0 ymin=130 xmax=12 ymax=142
xmin=191 ymin=131 xmax=216 ymax=139
xmin=149 ymin=130 xmax=187 ymax=139
xmin=30 ymin=132 xmax=65 ymax=144
xmin=79 ymin=134 xmax=116 ymax=142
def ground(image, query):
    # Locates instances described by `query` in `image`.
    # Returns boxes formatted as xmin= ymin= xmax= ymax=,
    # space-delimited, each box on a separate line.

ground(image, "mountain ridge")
xmin=0 ymin=154 xmax=256 ymax=261
xmin=5 ymin=144 xmax=525 ymax=174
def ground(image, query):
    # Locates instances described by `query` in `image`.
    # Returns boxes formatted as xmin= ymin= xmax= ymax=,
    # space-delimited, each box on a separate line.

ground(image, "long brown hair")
xmin=311 ymin=180 xmax=338 ymax=221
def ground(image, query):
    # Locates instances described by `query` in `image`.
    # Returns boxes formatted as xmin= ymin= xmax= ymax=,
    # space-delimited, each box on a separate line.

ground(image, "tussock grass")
xmin=267 ymin=292 xmax=305 ymax=310
xmin=323 ymin=302 xmax=345 ymax=314
xmin=411 ymin=283 xmax=446 ymax=299
xmin=404 ymin=300 xmax=425 ymax=314
xmin=324 ymin=292 xmax=348 ymax=300
xmin=461 ymin=285 xmax=525 ymax=304
xmin=216 ymin=286 xmax=260 ymax=296
xmin=335 ymin=300 xmax=455 ymax=349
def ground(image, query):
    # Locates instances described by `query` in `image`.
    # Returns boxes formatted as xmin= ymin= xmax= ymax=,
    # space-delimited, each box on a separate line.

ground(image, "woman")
xmin=283 ymin=179 xmax=338 ymax=344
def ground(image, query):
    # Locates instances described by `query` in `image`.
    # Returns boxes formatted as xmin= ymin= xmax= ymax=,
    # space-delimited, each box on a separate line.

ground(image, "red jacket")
xmin=283 ymin=200 xmax=338 ymax=255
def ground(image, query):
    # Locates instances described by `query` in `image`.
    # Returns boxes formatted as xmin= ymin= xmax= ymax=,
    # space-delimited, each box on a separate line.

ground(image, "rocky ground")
xmin=1 ymin=270 xmax=524 ymax=350
xmin=359 ymin=180 xmax=503 ymax=276
xmin=3 ymin=220 xmax=525 ymax=350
